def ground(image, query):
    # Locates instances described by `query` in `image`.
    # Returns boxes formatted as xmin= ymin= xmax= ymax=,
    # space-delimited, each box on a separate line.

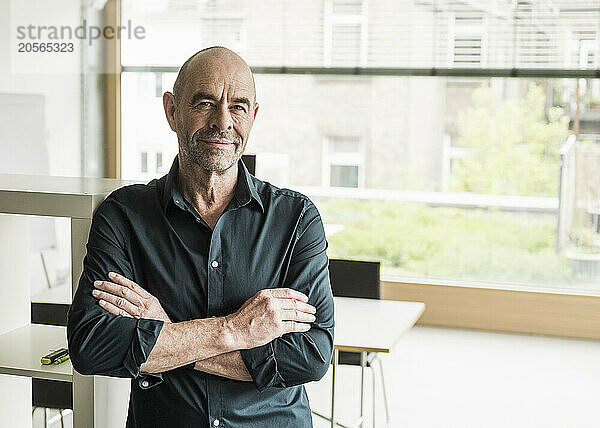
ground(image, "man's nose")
xmin=209 ymin=104 xmax=233 ymax=132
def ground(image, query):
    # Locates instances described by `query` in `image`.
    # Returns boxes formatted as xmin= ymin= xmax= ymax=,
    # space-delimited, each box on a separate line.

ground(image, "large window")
xmin=120 ymin=0 xmax=600 ymax=294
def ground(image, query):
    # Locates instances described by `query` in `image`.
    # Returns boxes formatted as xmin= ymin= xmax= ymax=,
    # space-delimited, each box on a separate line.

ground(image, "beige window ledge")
xmin=381 ymin=279 xmax=600 ymax=340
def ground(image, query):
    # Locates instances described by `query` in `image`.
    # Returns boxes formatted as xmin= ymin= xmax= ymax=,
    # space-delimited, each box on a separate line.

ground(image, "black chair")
xmin=328 ymin=258 xmax=380 ymax=366
xmin=241 ymin=154 xmax=256 ymax=175
xmin=328 ymin=258 xmax=391 ymax=427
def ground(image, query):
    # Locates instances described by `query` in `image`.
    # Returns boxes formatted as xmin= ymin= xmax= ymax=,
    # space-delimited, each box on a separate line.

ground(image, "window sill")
xmin=381 ymin=278 xmax=600 ymax=340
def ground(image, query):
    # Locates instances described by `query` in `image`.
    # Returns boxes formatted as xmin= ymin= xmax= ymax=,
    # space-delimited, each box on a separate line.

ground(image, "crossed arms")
xmin=91 ymin=272 xmax=316 ymax=381
xmin=66 ymin=197 xmax=334 ymax=391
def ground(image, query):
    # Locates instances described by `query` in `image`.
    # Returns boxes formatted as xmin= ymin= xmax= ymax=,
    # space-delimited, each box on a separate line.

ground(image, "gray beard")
xmin=180 ymin=130 xmax=243 ymax=172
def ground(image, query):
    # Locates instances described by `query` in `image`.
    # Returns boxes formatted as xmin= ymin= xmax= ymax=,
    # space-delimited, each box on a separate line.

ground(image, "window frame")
xmin=448 ymin=12 xmax=488 ymax=67
xmin=323 ymin=0 xmax=369 ymax=67
xmin=322 ymin=136 xmax=365 ymax=188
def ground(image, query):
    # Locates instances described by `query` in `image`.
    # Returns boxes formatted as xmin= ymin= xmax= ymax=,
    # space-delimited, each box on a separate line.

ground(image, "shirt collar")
xmin=161 ymin=154 xmax=264 ymax=213
xmin=236 ymin=156 xmax=265 ymax=212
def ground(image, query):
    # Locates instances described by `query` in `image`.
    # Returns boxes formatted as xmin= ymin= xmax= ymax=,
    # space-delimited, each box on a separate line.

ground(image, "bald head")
xmin=173 ymin=46 xmax=256 ymax=105
xmin=163 ymin=46 xmax=259 ymax=173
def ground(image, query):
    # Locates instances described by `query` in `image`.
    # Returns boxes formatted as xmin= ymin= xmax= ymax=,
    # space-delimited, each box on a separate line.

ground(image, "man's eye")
xmin=195 ymin=101 xmax=212 ymax=107
xmin=232 ymin=105 xmax=246 ymax=112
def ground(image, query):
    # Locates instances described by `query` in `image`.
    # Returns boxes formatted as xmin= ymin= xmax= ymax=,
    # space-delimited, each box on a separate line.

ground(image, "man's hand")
xmin=92 ymin=272 xmax=172 ymax=323
xmin=225 ymin=288 xmax=317 ymax=350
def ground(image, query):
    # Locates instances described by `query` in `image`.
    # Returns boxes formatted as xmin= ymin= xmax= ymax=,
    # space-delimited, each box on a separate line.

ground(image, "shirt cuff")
xmin=122 ymin=317 xmax=164 ymax=389
xmin=240 ymin=341 xmax=285 ymax=392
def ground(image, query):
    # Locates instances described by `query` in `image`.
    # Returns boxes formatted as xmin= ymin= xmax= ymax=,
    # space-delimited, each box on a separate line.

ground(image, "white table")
xmin=313 ymin=297 xmax=425 ymax=428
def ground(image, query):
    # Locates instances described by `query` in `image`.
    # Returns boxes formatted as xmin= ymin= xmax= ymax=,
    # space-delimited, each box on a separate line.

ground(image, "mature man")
xmin=67 ymin=46 xmax=334 ymax=427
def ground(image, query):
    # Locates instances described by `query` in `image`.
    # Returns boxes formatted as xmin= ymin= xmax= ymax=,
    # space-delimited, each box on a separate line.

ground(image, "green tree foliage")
xmin=450 ymin=83 xmax=570 ymax=197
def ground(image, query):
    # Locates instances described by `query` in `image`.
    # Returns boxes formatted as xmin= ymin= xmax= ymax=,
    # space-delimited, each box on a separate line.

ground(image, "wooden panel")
xmin=104 ymin=0 xmax=121 ymax=179
xmin=382 ymin=280 xmax=600 ymax=340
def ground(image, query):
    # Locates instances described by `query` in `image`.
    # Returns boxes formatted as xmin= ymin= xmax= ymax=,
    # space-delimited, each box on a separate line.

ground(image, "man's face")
xmin=173 ymin=58 xmax=258 ymax=172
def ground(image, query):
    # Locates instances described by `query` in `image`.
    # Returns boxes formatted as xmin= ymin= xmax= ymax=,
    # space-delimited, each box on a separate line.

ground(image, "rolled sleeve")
xmin=241 ymin=200 xmax=335 ymax=391
xmin=123 ymin=318 xmax=165 ymax=389
xmin=67 ymin=195 xmax=165 ymax=389
xmin=240 ymin=342 xmax=285 ymax=393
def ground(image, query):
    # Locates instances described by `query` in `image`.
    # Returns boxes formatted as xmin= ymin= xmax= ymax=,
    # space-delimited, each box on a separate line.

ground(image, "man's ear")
xmin=253 ymin=102 xmax=259 ymax=121
xmin=163 ymin=92 xmax=177 ymax=132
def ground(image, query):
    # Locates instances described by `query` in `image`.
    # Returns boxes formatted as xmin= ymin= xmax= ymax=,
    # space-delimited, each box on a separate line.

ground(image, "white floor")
xmin=307 ymin=325 xmax=600 ymax=428
xmin=29 ymin=325 xmax=600 ymax=428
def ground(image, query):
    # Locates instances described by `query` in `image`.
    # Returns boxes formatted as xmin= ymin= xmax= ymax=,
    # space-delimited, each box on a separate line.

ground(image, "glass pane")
xmin=330 ymin=137 xmax=360 ymax=153
xmin=121 ymin=72 xmax=179 ymax=180
xmin=121 ymin=0 xmax=600 ymax=69
xmin=330 ymin=165 xmax=359 ymax=188
xmin=332 ymin=0 xmax=363 ymax=15
xmin=141 ymin=152 xmax=148 ymax=173
xmin=121 ymin=72 xmax=600 ymax=292
xmin=331 ymin=24 xmax=362 ymax=66
xmin=156 ymin=152 xmax=163 ymax=172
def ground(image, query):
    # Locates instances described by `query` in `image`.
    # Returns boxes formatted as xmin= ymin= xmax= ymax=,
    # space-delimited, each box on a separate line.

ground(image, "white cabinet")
xmin=0 ymin=173 xmax=136 ymax=427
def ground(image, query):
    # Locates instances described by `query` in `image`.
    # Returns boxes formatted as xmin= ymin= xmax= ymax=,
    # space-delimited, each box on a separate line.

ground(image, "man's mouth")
xmin=200 ymin=138 xmax=234 ymax=146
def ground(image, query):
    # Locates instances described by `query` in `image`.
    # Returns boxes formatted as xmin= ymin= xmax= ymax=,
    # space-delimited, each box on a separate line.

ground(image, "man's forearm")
xmin=137 ymin=287 xmax=315 ymax=375
xmin=140 ymin=317 xmax=236 ymax=373
xmin=193 ymin=351 xmax=252 ymax=381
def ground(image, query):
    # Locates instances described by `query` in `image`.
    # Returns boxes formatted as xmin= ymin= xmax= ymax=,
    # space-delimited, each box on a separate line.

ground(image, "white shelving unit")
xmin=0 ymin=325 xmax=71 ymax=382
xmin=0 ymin=173 xmax=135 ymax=427
xmin=31 ymin=284 xmax=71 ymax=305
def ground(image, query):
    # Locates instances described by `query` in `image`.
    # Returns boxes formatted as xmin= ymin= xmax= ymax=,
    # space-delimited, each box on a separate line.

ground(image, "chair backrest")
xmin=242 ymin=154 xmax=256 ymax=175
xmin=328 ymin=258 xmax=380 ymax=299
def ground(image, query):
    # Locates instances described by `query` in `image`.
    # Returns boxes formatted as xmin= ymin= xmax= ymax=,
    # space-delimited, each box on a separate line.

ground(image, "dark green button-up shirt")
xmin=67 ymin=155 xmax=335 ymax=428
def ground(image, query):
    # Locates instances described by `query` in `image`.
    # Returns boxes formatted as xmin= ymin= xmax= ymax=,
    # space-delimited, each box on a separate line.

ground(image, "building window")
xmin=141 ymin=151 xmax=148 ymax=173
xmin=449 ymin=13 xmax=485 ymax=66
xmin=324 ymin=0 xmax=367 ymax=67
xmin=200 ymin=1 xmax=246 ymax=56
xmin=323 ymin=136 xmax=364 ymax=188
xmin=156 ymin=152 xmax=163 ymax=173
xmin=575 ymin=32 xmax=598 ymax=68
xmin=514 ymin=1 xmax=553 ymax=66
xmin=201 ymin=18 xmax=246 ymax=55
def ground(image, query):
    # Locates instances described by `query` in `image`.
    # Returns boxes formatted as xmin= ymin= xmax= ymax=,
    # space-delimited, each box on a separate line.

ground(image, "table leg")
xmin=376 ymin=356 xmax=392 ymax=427
xmin=360 ymin=352 xmax=366 ymax=428
xmin=372 ymin=353 xmax=376 ymax=428
xmin=331 ymin=349 xmax=338 ymax=428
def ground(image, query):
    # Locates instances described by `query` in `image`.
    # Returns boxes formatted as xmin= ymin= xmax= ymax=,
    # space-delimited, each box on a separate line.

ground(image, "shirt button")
xmin=213 ymin=419 xmax=220 ymax=426
xmin=141 ymin=380 xmax=149 ymax=388
xmin=211 ymin=260 xmax=219 ymax=268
